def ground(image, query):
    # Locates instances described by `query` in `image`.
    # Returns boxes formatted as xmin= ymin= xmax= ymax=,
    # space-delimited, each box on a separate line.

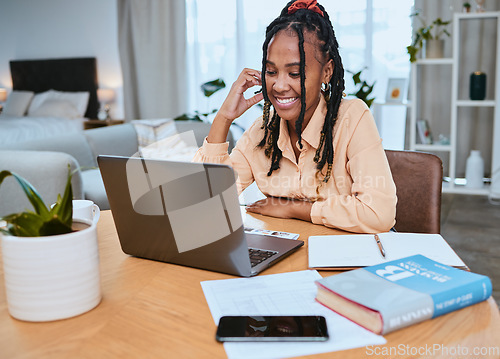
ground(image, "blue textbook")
xmin=315 ymin=254 xmax=492 ymax=334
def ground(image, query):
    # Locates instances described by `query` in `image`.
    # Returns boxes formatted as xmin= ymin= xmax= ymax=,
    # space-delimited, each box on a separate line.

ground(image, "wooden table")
xmin=1 ymin=210 xmax=499 ymax=358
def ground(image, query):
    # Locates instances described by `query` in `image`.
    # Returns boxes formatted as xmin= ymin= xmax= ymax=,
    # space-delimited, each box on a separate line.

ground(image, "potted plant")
xmin=0 ymin=168 xmax=101 ymax=322
xmin=346 ymin=68 xmax=376 ymax=108
xmin=406 ymin=10 xmax=452 ymax=62
xmin=174 ymin=78 xmax=226 ymax=122
xmin=463 ymin=2 xmax=471 ymax=12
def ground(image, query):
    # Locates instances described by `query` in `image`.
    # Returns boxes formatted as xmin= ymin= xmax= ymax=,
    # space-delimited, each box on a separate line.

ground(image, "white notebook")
xmin=308 ymin=233 xmax=468 ymax=270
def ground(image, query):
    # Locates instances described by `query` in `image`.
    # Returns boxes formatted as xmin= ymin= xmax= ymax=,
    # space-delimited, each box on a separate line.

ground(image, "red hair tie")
xmin=288 ymin=0 xmax=324 ymax=17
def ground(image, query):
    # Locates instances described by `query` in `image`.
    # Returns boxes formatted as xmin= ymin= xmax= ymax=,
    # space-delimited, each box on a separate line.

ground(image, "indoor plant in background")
xmin=407 ymin=10 xmax=452 ymax=63
xmin=174 ymin=78 xmax=226 ymax=122
xmin=174 ymin=78 xmax=246 ymax=134
xmin=0 ymin=169 xmax=101 ymax=322
xmin=346 ymin=68 xmax=376 ymax=108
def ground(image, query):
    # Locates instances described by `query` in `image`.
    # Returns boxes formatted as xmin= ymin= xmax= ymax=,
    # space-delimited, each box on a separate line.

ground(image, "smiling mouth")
xmin=275 ymin=97 xmax=298 ymax=105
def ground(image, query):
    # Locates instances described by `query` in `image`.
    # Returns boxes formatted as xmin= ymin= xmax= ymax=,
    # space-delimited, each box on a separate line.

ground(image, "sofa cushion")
xmin=0 ymin=150 xmax=84 ymax=217
xmin=81 ymin=169 xmax=109 ymax=210
xmin=1 ymin=133 xmax=96 ymax=169
xmin=175 ymin=120 xmax=234 ymax=151
xmin=132 ymin=119 xmax=199 ymax=160
xmin=84 ymin=124 xmax=139 ymax=159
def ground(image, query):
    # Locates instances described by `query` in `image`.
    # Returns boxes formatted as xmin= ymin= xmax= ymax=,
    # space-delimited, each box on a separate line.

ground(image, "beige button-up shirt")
xmin=193 ymin=97 xmax=397 ymax=233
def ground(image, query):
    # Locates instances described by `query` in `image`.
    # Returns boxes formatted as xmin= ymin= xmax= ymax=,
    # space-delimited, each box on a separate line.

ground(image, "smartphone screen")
xmin=215 ymin=315 xmax=329 ymax=342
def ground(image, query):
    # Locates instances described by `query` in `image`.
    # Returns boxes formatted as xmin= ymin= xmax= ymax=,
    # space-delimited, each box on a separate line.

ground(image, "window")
xmin=186 ymin=0 xmax=413 ymax=134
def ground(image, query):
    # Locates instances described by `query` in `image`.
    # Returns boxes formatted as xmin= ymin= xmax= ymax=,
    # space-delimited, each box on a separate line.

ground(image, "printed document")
xmin=201 ymin=270 xmax=385 ymax=359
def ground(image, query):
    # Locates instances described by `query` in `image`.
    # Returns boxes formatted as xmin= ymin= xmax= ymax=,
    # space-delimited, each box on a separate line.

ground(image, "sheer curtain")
xmin=118 ymin=0 xmax=187 ymax=120
xmin=185 ymin=0 xmax=413 ymax=137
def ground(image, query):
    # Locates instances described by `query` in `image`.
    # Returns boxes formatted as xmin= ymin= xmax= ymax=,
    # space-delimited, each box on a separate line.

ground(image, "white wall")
xmin=0 ymin=0 xmax=123 ymax=118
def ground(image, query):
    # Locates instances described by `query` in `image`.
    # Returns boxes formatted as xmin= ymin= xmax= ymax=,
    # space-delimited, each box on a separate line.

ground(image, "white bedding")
xmin=0 ymin=116 xmax=85 ymax=145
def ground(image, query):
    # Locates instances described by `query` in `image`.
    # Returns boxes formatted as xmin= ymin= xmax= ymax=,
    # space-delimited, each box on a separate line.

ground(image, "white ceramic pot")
xmin=1 ymin=218 xmax=102 ymax=322
xmin=424 ymin=39 xmax=445 ymax=59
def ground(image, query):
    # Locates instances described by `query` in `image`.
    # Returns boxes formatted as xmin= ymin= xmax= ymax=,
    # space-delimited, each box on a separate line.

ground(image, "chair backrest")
xmin=385 ymin=150 xmax=443 ymax=234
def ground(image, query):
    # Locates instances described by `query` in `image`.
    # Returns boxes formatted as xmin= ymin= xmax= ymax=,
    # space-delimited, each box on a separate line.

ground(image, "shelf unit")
xmin=372 ymin=101 xmax=410 ymax=151
xmin=409 ymin=12 xmax=500 ymax=195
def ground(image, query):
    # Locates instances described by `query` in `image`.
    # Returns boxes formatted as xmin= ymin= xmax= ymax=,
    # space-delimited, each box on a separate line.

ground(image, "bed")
xmin=0 ymin=57 xmax=99 ymax=146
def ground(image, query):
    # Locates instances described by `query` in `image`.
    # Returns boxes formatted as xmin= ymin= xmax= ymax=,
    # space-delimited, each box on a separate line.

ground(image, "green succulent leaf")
xmin=39 ymin=217 xmax=73 ymax=236
xmin=1 ymin=212 xmax=45 ymax=237
xmin=0 ymin=166 xmax=74 ymax=237
xmin=49 ymin=168 xmax=73 ymax=228
xmin=0 ymin=170 xmax=49 ymax=217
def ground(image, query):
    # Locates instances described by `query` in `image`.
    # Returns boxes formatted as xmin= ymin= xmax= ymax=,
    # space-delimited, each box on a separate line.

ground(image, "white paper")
xmin=308 ymin=233 xmax=467 ymax=268
xmin=244 ymin=227 xmax=300 ymax=240
xmin=238 ymin=182 xmax=267 ymax=206
xmin=201 ymin=270 xmax=385 ymax=359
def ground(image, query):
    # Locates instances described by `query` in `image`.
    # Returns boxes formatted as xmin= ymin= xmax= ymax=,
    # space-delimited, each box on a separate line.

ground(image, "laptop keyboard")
xmin=248 ymin=247 xmax=278 ymax=267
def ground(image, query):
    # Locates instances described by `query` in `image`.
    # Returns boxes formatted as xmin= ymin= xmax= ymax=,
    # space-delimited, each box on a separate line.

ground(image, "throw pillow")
xmin=1 ymin=91 xmax=35 ymax=117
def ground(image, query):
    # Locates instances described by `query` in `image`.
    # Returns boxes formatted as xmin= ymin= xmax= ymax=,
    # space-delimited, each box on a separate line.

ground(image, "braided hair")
xmin=258 ymin=0 xmax=345 ymax=184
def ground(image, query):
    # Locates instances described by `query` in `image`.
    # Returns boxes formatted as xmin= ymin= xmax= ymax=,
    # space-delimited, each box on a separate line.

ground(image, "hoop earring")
xmin=321 ymin=82 xmax=331 ymax=102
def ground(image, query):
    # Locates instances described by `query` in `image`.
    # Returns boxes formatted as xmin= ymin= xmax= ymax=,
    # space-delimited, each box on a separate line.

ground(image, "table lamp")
xmin=97 ymin=88 xmax=115 ymax=122
xmin=0 ymin=88 xmax=7 ymax=115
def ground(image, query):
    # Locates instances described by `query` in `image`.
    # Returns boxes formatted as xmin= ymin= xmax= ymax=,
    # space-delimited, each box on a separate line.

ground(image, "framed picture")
xmin=416 ymin=119 xmax=433 ymax=144
xmin=385 ymin=78 xmax=407 ymax=103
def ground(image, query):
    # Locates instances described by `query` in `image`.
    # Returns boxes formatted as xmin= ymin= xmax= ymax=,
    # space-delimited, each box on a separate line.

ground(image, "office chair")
xmin=385 ymin=150 xmax=443 ymax=234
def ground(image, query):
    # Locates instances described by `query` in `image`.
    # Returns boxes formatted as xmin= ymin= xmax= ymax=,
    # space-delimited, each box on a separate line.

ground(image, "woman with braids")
xmin=193 ymin=0 xmax=396 ymax=233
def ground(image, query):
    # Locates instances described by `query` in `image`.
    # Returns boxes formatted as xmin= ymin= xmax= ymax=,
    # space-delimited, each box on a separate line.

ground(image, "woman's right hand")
xmin=207 ymin=69 xmax=263 ymax=144
xmin=217 ymin=68 xmax=263 ymax=123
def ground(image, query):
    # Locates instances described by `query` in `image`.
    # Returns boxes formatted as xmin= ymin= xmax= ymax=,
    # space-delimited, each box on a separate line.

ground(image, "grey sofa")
xmin=0 ymin=121 xmax=233 ymax=216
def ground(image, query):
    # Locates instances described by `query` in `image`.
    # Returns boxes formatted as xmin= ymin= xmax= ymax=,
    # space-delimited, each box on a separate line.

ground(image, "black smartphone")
xmin=215 ymin=315 xmax=329 ymax=342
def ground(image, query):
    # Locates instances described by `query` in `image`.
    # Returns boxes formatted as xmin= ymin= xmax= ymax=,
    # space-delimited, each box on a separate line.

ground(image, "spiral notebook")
xmin=308 ymin=233 xmax=468 ymax=270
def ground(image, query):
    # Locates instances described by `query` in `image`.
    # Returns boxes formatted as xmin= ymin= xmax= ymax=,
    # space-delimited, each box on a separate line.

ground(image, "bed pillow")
xmin=1 ymin=91 xmax=35 ymax=117
xmin=28 ymin=98 xmax=81 ymax=118
xmin=28 ymin=89 xmax=89 ymax=117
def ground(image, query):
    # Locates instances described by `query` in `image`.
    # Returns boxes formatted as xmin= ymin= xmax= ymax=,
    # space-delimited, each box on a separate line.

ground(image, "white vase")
xmin=465 ymin=150 xmax=484 ymax=188
xmin=424 ymin=39 xmax=445 ymax=59
xmin=1 ymin=218 xmax=102 ymax=322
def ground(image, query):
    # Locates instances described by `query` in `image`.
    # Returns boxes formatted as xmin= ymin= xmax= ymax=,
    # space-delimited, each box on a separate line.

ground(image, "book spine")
xmin=382 ymin=300 xmax=434 ymax=334
xmin=432 ymin=277 xmax=492 ymax=317
xmin=383 ymin=277 xmax=492 ymax=333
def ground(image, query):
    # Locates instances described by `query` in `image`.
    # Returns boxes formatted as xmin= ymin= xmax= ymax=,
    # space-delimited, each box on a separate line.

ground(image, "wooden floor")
xmin=441 ymin=193 xmax=500 ymax=306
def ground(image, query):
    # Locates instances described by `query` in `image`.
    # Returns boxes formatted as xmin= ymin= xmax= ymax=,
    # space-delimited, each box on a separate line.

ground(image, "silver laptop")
xmin=97 ymin=155 xmax=304 ymax=277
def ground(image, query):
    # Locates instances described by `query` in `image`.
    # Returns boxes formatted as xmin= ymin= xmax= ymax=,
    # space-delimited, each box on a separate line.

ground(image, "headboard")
xmin=10 ymin=57 xmax=99 ymax=119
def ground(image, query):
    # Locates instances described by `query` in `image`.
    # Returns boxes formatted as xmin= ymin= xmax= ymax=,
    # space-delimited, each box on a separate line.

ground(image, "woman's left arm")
xmin=310 ymin=105 xmax=397 ymax=233
xmin=245 ymin=197 xmax=313 ymax=221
